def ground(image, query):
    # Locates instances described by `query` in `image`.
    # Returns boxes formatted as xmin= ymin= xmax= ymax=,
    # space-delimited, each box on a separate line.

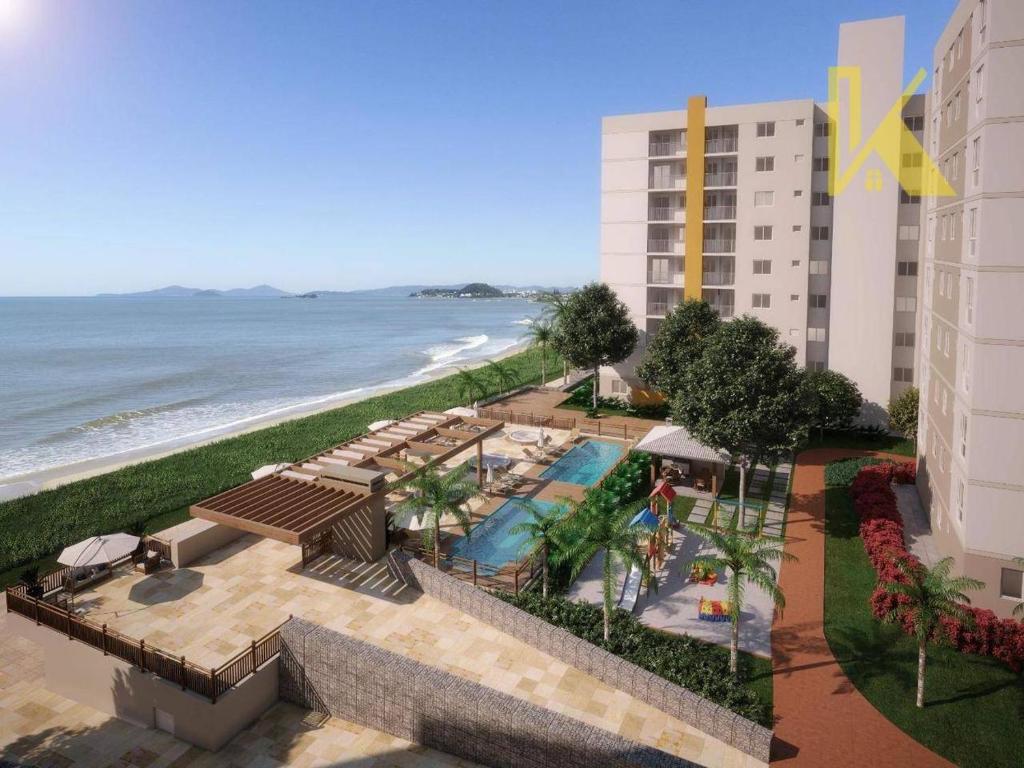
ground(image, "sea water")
xmin=0 ymin=295 xmax=543 ymax=480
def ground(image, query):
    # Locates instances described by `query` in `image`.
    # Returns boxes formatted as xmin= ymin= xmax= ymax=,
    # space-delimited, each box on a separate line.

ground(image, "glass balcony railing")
xmin=703 ymin=239 xmax=736 ymax=254
xmin=704 ymin=137 xmax=738 ymax=153
xmin=648 ymin=205 xmax=684 ymax=221
xmin=647 ymin=301 xmax=679 ymax=316
xmin=648 ymin=239 xmax=683 ymax=253
xmin=649 ymin=141 xmax=683 ymax=157
xmin=703 ymin=205 xmax=737 ymax=220
xmin=704 ymin=172 xmax=737 ymax=187
xmin=647 ymin=271 xmax=682 ymax=285
xmin=649 ymin=175 xmax=686 ymax=189
xmin=702 ymin=271 xmax=735 ymax=286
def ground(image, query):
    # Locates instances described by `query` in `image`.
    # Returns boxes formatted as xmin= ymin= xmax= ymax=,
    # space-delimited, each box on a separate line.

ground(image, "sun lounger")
xmin=417 ymin=413 xmax=447 ymax=422
xmin=333 ymin=449 xmax=366 ymax=461
xmin=360 ymin=438 xmax=392 ymax=448
xmin=301 ymin=463 xmax=323 ymax=472
xmin=618 ymin=565 xmax=642 ymax=613
xmin=282 ymin=470 xmax=317 ymax=481
xmin=319 ymin=456 xmax=349 ymax=467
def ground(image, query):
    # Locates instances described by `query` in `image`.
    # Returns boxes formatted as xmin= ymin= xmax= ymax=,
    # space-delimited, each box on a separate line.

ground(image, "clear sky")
xmin=0 ymin=0 xmax=957 ymax=296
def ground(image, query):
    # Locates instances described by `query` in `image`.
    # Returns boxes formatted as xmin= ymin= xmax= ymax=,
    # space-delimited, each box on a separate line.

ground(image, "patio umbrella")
xmin=368 ymin=419 xmax=394 ymax=432
xmin=486 ymin=464 xmax=495 ymax=485
xmin=536 ymin=427 xmax=546 ymax=449
xmin=444 ymin=407 xmax=476 ymax=417
xmin=59 ymin=533 xmax=140 ymax=569
xmin=472 ymin=401 xmax=479 ymax=417
xmin=251 ymin=463 xmax=289 ymax=480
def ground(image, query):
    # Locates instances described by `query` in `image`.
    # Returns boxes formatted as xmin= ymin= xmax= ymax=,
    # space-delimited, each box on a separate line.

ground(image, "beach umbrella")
xmin=486 ymin=465 xmax=495 ymax=485
xmin=536 ymin=427 xmax=546 ymax=449
xmin=59 ymin=534 xmax=140 ymax=569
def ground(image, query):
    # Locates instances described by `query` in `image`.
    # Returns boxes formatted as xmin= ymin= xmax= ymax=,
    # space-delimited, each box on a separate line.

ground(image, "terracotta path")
xmin=770 ymin=449 xmax=952 ymax=767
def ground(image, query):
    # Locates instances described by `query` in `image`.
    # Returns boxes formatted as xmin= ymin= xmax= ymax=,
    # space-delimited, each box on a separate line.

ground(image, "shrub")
xmin=497 ymin=589 xmax=770 ymax=725
xmin=842 ymin=461 xmax=1024 ymax=672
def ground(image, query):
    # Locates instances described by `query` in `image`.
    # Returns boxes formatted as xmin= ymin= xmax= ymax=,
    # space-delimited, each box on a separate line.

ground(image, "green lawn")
xmin=0 ymin=347 xmax=560 ymax=587
xmin=808 ymin=428 xmax=915 ymax=457
xmin=823 ymin=468 xmax=1024 ymax=768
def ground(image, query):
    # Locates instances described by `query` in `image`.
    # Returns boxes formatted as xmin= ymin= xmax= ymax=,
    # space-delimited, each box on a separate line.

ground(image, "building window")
xmin=794 ymin=154 xmax=805 ymax=163
xmin=753 ymin=259 xmax=772 ymax=274
xmin=796 ymin=118 xmax=805 ymax=127
xmin=610 ymin=378 xmax=629 ymax=395
xmin=956 ymin=477 xmax=965 ymax=521
xmin=813 ymin=157 xmax=829 ymax=172
xmin=952 ymin=152 xmax=960 ymax=180
xmin=957 ymin=29 xmax=964 ymax=60
xmin=897 ymin=261 xmax=918 ymax=277
xmin=808 ymin=327 xmax=827 ymax=342
xmin=903 ymin=115 xmax=924 ymax=132
xmin=973 ymin=137 xmax=981 ymax=186
xmin=975 ymin=65 xmax=985 ymax=115
xmin=794 ymin=189 xmax=803 ymax=197
xmin=754 ymin=190 xmax=775 ymax=207
xmin=959 ymin=412 xmax=968 ymax=457
xmin=978 ymin=1 xmax=987 ymax=42
xmin=894 ymin=332 xmax=915 ymax=347
xmin=962 ymin=344 xmax=971 ymax=391
xmin=792 ymin=225 xmax=802 ymax=232
xmin=809 ymin=294 xmax=827 ymax=309
xmin=900 ymin=190 xmax=921 ymax=204
xmin=756 ymin=121 xmax=776 ymax=137
xmin=898 ymin=225 xmax=920 ymax=241
xmin=1000 ymin=568 xmax=1023 ymax=601
xmin=814 ymin=122 xmax=830 ymax=138
xmin=752 ymin=293 xmax=771 ymax=308
xmin=895 ymin=296 xmax=916 ymax=313
xmin=893 ymin=367 xmax=914 ymax=382
xmin=942 ymin=388 xmax=949 ymax=416
xmin=941 ymin=216 xmax=949 ymax=241
xmin=755 ymin=156 xmax=775 ymax=172
xmin=809 ymin=260 xmax=828 ymax=275
xmin=754 ymin=225 xmax=773 ymax=241
xmin=811 ymin=226 xmax=830 ymax=241
xmin=902 ymin=152 xmax=923 ymax=168
xmin=954 ymin=90 xmax=962 ymax=120
xmin=792 ymin=259 xmax=801 ymax=267
xmin=968 ymin=208 xmax=978 ymax=257
xmin=810 ymin=361 xmax=826 ymax=372
xmin=812 ymin=191 xmax=831 ymax=206
xmin=965 ymin=276 xmax=974 ymax=325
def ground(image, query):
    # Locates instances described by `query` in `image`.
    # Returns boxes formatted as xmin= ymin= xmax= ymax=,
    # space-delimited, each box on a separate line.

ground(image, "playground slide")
xmin=618 ymin=564 xmax=643 ymax=613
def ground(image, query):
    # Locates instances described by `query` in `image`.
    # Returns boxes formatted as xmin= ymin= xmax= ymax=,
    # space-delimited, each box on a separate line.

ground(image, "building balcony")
xmin=647 ymin=301 xmax=680 ymax=317
xmin=648 ymin=239 xmax=684 ymax=254
xmin=702 ymin=271 xmax=735 ymax=286
xmin=703 ymin=239 xmax=736 ymax=254
xmin=704 ymin=137 xmax=738 ymax=154
xmin=649 ymin=175 xmax=686 ymax=190
xmin=649 ymin=140 xmax=684 ymax=157
xmin=704 ymin=172 xmax=737 ymax=187
xmin=703 ymin=205 xmax=736 ymax=220
xmin=648 ymin=205 xmax=685 ymax=222
xmin=647 ymin=270 xmax=683 ymax=285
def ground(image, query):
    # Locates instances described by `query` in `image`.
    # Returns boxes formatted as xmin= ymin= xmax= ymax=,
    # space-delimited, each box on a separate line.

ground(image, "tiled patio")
xmin=55 ymin=533 xmax=763 ymax=767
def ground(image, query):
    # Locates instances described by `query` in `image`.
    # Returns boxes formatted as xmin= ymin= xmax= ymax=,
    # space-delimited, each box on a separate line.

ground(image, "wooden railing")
xmin=476 ymin=407 xmax=576 ymax=431
xmin=578 ymin=419 xmax=649 ymax=441
xmin=398 ymin=544 xmax=513 ymax=592
xmin=4 ymin=586 xmax=288 ymax=703
xmin=143 ymin=535 xmax=172 ymax=562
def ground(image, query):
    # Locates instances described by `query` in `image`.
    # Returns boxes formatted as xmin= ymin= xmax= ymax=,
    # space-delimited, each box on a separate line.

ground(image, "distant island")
xmin=410 ymin=282 xmax=506 ymax=299
xmin=95 ymin=283 xmax=576 ymax=299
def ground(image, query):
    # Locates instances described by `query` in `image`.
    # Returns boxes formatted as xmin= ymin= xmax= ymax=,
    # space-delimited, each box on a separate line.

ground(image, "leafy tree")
xmin=552 ymin=283 xmax=638 ymax=410
xmin=395 ymin=464 xmax=482 ymax=566
xmin=454 ymin=367 xmax=486 ymax=405
xmin=485 ymin=358 xmax=520 ymax=395
xmin=522 ymin=318 xmax=555 ymax=386
xmin=683 ymin=519 xmax=795 ymax=674
xmin=888 ymin=386 xmax=920 ymax=443
xmin=509 ymin=500 xmax=564 ymax=598
xmin=552 ymin=495 xmax=645 ymax=641
xmin=672 ymin=316 xmax=813 ymax=526
xmin=805 ymin=369 xmax=863 ymax=438
xmin=880 ymin=556 xmax=983 ymax=708
xmin=636 ymin=299 xmax=721 ymax=399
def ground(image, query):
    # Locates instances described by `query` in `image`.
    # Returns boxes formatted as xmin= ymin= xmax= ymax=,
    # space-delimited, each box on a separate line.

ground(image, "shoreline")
xmin=0 ymin=342 xmax=531 ymax=501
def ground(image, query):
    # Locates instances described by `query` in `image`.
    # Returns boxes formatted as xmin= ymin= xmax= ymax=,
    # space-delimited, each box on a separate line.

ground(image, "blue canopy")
xmin=629 ymin=507 xmax=659 ymax=530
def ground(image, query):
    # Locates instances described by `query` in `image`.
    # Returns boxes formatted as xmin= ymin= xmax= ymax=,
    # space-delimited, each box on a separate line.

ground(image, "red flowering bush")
xmin=847 ymin=461 xmax=1024 ymax=672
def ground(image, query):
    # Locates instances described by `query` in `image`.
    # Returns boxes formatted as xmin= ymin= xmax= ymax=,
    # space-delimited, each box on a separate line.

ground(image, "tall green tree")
xmin=395 ymin=464 xmax=482 ymax=566
xmin=805 ymin=369 xmax=863 ymax=439
xmin=552 ymin=283 xmax=638 ymax=410
xmin=880 ymin=556 xmax=983 ymax=708
xmin=636 ymin=299 xmax=721 ymax=399
xmin=509 ymin=500 xmax=564 ymax=598
xmin=552 ymin=495 xmax=645 ymax=641
xmin=485 ymin=358 xmax=520 ymax=395
xmin=888 ymin=386 xmax=920 ymax=444
xmin=522 ymin=318 xmax=555 ymax=386
xmin=672 ymin=316 xmax=813 ymax=526
xmin=683 ymin=519 xmax=795 ymax=674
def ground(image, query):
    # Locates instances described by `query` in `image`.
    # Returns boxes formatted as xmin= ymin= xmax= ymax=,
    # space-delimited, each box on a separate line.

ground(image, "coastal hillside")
xmin=411 ymin=282 xmax=505 ymax=298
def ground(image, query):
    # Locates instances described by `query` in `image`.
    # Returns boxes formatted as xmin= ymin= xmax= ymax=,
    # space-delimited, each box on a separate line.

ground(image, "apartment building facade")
xmin=599 ymin=16 xmax=922 ymax=414
xmin=916 ymin=0 xmax=1024 ymax=617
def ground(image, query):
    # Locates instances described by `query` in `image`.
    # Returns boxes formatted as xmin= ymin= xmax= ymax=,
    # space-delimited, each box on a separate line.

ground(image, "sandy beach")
xmin=0 ymin=342 xmax=535 ymax=502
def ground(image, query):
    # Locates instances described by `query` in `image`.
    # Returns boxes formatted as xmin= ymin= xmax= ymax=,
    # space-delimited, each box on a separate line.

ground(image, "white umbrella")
xmin=251 ymin=463 xmax=289 ymax=480
xmin=59 ymin=534 xmax=140 ymax=569
xmin=537 ymin=427 xmax=546 ymax=449
xmin=486 ymin=464 xmax=495 ymax=485
xmin=368 ymin=419 xmax=395 ymax=432
xmin=472 ymin=401 xmax=479 ymax=417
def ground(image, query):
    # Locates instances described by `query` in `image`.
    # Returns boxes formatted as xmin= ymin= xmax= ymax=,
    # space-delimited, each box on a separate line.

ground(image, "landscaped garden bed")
xmin=823 ymin=457 xmax=1024 ymax=768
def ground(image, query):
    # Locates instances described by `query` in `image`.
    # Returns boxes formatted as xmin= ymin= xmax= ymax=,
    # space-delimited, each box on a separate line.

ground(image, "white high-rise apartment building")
xmin=599 ymin=17 xmax=923 ymax=415
xmin=916 ymin=0 xmax=1024 ymax=618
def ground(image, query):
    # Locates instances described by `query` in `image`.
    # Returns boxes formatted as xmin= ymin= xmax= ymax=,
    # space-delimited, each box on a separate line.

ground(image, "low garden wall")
xmin=849 ymin=461 xmax=1024 ymax=672
xmin=386 ymin=550 xmax=773 ymax=763
xmin=279 ymin=617 xmax=696 ymax=768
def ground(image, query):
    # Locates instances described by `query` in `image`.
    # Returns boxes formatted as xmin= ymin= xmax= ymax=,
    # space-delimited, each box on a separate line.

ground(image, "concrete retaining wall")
xmin=387 ymin=550 xmax=773 ymax=763
xmin=279 ymin=616 xmax=695 ymax=768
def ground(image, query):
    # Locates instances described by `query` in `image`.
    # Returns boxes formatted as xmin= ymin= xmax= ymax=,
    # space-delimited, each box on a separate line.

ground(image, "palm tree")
xmin=552 ymin=496 xmax=645 ymax=642
xmin=683 ymin=519 xmax=796 ymax=674
xmin=485 ymin=358 xmax=520 ymax=395
xmin=522 ymin=318 xmax=554 ymax=386
xmin=395 ymin=464 xmax=482 ymax=567
xmin=880 ymin=556 xmax=983 ymax=708
xmin=540 ymin=292 xmax=570 ymax=384
xmin=509 ymin=500 xmax=564 ymax=598
xmin=454 ymin=367 xmax=486 ymax=406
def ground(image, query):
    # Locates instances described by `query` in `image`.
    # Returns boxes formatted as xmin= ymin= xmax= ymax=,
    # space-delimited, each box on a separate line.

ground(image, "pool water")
xmin=540 ymin=439 xmax=625 ymax=486
xmin=449 ymin=497 xmax=563 ymax=568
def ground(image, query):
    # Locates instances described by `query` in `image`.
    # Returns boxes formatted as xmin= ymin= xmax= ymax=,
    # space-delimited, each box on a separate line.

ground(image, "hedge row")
xmin=849 ymin=462 xmax=1024 ymax=672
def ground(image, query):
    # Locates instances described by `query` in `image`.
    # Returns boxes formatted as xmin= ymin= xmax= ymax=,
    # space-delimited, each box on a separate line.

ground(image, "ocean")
xmin=0 ymin=295 xmax=544 ymax=482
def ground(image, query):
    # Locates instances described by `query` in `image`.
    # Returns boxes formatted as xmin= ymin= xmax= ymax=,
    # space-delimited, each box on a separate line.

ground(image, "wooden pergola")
xmin=190 ymin=411 xmax=505 ymax=546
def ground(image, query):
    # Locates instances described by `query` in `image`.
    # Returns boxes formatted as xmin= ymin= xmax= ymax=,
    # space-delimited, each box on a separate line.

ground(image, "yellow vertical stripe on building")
xmin=683 ymin=95 xmax=706 ymax=301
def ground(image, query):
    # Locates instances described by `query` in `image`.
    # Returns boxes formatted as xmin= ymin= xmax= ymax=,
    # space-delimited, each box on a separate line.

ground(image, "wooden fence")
xmin=5 ymin=587 xmax=287 ymax=703
xmin=476 ymin=407 xmax=576 ymax=431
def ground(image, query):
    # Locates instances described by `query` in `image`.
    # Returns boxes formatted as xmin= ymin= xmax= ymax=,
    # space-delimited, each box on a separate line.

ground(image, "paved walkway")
xmin=771 ymin=449 xmax=952 ymax=767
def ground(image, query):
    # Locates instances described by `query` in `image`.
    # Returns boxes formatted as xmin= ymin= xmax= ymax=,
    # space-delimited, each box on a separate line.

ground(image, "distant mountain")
xmin=411 ymin=282 xmax=505 ymax=299
xmin=97 ymin=284 xmax=291 ymax=298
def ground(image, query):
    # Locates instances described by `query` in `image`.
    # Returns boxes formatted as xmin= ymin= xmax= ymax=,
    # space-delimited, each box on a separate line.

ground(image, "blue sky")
xmin=0 ymin=0 xmax=956 ymax=296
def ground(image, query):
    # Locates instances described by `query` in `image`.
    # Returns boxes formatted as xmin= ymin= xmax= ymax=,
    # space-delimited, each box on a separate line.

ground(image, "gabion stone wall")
xmin=386 ymin=550 xmax=773 ymax=763
xmin=279 ymin=617 xmax=696 ymax=768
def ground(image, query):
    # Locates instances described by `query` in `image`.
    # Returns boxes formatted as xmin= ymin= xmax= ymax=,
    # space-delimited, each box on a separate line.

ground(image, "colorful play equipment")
xmin=698 ymin=597 xmax=731 ymax=622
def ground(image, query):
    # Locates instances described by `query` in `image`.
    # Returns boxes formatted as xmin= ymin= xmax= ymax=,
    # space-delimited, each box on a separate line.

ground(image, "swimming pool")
xmin=449 ymin=497 xmax=563 ymax=569
xmin=540 ymin=439 xmax=625 ymax=486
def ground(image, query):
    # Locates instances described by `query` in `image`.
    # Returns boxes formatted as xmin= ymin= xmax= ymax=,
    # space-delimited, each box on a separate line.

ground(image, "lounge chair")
xmin=333 ymin=449 xmax=366 ymax=461
xmin=282 ymin=469 xmax=317 ymax=481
